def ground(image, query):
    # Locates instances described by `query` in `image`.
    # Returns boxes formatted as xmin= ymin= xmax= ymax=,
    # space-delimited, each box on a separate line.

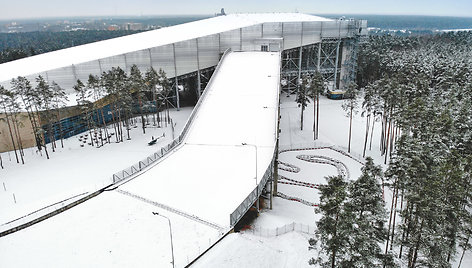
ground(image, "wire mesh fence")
xmin=249 ymin=222 xmax=316 ymax=237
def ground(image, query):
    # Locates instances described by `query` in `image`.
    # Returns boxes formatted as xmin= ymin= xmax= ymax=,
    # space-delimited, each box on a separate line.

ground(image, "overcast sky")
xmin=1 ymin=0 xmax=471 ymax=20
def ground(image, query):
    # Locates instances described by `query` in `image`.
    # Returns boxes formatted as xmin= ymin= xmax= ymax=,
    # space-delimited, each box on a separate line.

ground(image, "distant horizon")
xmin=1 ymin=13 xmax=472 ymax=23
xmin=1 ymin=0 xmax=471 ymax=21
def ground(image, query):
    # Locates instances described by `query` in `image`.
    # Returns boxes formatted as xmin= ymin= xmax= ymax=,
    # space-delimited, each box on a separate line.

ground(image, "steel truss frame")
xmin=281 ymin=37 xmax=359 ymax=94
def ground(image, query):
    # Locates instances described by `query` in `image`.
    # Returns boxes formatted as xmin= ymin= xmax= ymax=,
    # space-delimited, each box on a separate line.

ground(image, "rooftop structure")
xmin=0 ymin=13 xmax=366 ymax=97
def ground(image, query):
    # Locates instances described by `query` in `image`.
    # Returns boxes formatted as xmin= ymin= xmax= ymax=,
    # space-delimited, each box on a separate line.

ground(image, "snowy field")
xmin=0 ymin=191 xmax=222 ymax=267
xmin=193 ymin=94 xmax=472 ymax=267
xmin=1 ymin=66 xmax=471 ymax=267
xmin=0 ymin=107 xmax=192 ymax=229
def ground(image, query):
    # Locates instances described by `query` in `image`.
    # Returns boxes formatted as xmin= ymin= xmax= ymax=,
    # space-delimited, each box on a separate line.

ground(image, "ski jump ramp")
xmin=0 ymin=51 xmax=281 ymax=267
xmin=121 ymin=50 xmax=280 ymax=228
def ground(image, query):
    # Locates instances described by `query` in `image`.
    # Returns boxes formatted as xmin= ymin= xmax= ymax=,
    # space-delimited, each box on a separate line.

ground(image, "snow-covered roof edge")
xmin=0 ymin=13 xmax=331 ymax=83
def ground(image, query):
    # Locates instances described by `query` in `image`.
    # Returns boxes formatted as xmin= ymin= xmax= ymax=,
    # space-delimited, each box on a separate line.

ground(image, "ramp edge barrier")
xmin=110 ymin=48 xmax=233 ymax=185
xmin=229 ymin=51 xmax=282 ymax=228
xmin=0 ymin=184 xmax=111 ymax=237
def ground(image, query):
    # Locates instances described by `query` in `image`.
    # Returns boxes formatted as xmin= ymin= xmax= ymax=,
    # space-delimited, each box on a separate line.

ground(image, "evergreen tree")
xmin=310 ymin=175 xmax=349 ymax=268
xmin=129 ymin=64 xmax=147 ymax=134
xmin=342 ymin=157 xmax=394 ymax=267
xmin=51 ymin=81 xmax=68 ymax=148
xmin=342 ymin=81 xmax=359 ymax=153
xmin=74 ymin=79 xmax=94 ymax=146
xmin=87 ymin=74 xmax=109 ymax=145
xmin=296 ymin=76 xmax=311 ymax=131
xmin=158 ymin=69 xmax=172 ymax=127
xmin=145 ymin=67 xmax=160 ymax=127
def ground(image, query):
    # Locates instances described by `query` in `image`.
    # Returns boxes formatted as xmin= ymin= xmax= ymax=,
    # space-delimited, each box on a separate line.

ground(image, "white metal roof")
xmin=0 ymin=13 xmax=331 ymax=84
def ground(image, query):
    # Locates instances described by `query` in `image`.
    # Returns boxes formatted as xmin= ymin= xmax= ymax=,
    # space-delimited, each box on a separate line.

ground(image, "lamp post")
xmin=241 ymin=143 xmax=257 ymax=186
xmin=152 ymin=212 xmax=175 ymax=268
xmin=242 ymin=142 xmax=259 ymax=211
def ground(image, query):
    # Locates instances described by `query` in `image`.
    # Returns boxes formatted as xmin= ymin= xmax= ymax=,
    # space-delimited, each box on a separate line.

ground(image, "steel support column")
xmin=147 ymin=48 xmax=153 ymax=68
xmin=297 ymin=22 xmax=304 ymax=92
xmin=123 ymin=53 xmax=129 ymax=72
xmin=172 ymin=43 xmax=180 ymax=110
xmin=333 ymin=41 xmax=340 ymax=90
xmin=71 ymin=64 xmax=78 ymax=81
xmin=98 ymin=59 xmax=103 ymax=73
xmin=195 ymin=38 xmax=202 ymax=98
xmin=239 ymin=28 xmax=243 ymax=51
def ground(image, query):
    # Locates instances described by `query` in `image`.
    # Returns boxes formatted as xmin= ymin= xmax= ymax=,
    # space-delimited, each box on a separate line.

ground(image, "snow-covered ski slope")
xmin=0 ymin=51 xmax=281 ymax=267
xmin=121 ymin=51 xmax=280 ymax=227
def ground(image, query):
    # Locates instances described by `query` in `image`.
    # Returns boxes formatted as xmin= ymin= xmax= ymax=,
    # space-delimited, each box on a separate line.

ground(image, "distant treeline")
xmin=0 ymin=30 xmax=143 ymax=64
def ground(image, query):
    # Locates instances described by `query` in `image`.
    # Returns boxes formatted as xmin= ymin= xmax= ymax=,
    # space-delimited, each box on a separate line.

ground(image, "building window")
xmin=261 ymin=45 xmax=268 ymax=52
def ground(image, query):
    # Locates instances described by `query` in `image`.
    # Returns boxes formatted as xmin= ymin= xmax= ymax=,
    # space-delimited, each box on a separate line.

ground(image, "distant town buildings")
xmin=1 ymin=19 xmax=149 ymax=33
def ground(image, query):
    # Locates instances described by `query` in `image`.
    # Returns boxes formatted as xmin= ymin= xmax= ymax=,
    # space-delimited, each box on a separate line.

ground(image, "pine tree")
xmin=129 ymin=64 xmax=147 ymax=134
xmin=310 ymin=175 xmax=349 ymax=268
xmin=87 ymin=74 xmax=109 ymax=145
xmin=51 ymin=81 xmax=68 ymax=148
xmin=0 ymin=86 xmax=21 ymax=163
xmin=342 ymin=81 xmax=359 ymax=153
xmin=158 ymin=69 xmax=172 ymax=127
xmin=296 ymin=76 xmax=311 ymax=131
xmin=74 ymin=79 xmax=95 ymax=146
xmin=144 ymin=67 xmax=160 ymax=127
xmin=35 ymin=75 xmax=56 ymax=152
xmin=342 ymin=157 xmax=394 ymax=267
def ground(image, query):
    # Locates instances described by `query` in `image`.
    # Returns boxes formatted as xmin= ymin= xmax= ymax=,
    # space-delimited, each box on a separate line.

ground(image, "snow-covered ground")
xmin=1 ymin=71 xmax=471 ymax=267
xmin=193 ymin=94 xmax=472 ymax=268
xmin=192 ymin=94 xmax=375 ymax=267
xmin=0 ymin=191 xmax=222 ymax=268
xmin=0 ymin=107 xmax=192 ymax=228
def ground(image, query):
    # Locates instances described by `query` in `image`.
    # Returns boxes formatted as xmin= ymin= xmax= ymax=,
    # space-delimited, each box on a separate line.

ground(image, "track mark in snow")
xmin=116 ymin=189 xmax=225 ymax=231
xmin=276 ymin=146 xmax=359 ymax=208
xmin=278 ymin=175 xmax=320 ymax=189
xmin=296 ymin=155 xmax=350 ymax=179
xmin=277 ymin=161 xmax=300 ymax=173
xmin=276 ymin=192 xmax=318 ymax=207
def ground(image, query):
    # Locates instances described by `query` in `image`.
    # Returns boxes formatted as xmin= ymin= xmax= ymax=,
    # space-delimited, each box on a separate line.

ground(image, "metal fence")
xmin=249 ymin=222 xmax=316 ymax=237
xmin=111 ymin=48 xmax=232 ymax=184
xmin=229 ymin=150 xmax=276 ymax=227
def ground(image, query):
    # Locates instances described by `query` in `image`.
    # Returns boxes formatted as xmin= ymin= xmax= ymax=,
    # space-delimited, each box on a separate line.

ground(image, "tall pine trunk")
xmin=313 ymin=97 xmax=316 ymax=139
xmin=369 ymin=113 xmax=376 ymax=150
xmin=300 ymin=106 xmax=304 ymax=131
xmin=12 ymin=115 xmax=25 ymax=164
xmin=348 ymin=106 xmax=353 ymax=153
xmin=363 ymin=113 xmax=371 ymax=157
xmin=138 ymin=96 xmax=146 ymax=134
xmin=4 ymin=112 xmax=19 ymax=163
